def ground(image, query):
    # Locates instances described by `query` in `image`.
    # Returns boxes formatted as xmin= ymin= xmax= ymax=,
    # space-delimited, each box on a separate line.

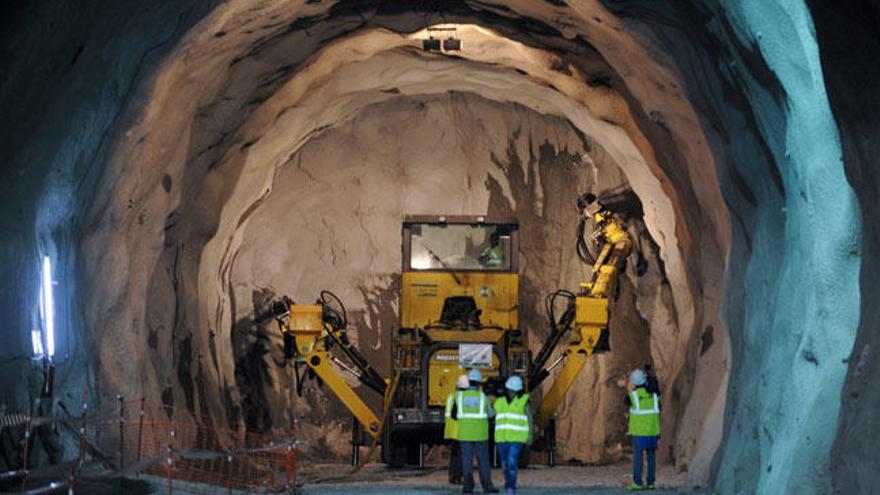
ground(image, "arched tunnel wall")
xmin=78 ymin=15 xmax=716 ymax=477
xmin=0 ymin=1 xmax=871 ymax=493
xmin=224 ymin=92 xmax=674 ymax=463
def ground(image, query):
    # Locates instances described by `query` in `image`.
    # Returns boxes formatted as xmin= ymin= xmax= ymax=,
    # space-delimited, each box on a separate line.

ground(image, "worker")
xmin=446 ymin=374 xmax=470 ymax=484
xmin=479 ymin=231 xmax=505 ymax=269
xmin=452 ymin=369 xmax=498 ymax=494
xmin=644 ymin=364 xmax=661 ymax=395
xmin=626 ymin=368 xmax=661 ymax=491
xmin=493 ymin=375 xmax=531 ymax=495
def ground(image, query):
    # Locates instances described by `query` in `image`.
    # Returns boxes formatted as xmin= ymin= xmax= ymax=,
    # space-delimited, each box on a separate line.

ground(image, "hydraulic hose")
xmin=576 ymin=216 xmax=594 ymax=265
xmin=320 ymin=290 xmax=387 ymax=395
xmin=527 ymin=290 xmax=576 ymax=387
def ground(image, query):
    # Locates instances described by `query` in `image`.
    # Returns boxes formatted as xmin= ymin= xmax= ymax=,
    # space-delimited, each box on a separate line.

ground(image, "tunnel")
xmin=0 ymin=1 xmax=876 ymax=493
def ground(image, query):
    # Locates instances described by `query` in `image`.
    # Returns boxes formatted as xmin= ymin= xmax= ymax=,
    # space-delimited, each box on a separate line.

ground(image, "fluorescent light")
xmin=42 ymin=256 xmax=55 ymax=358
xmin=31 ymin=330 xmax=44 ymax=357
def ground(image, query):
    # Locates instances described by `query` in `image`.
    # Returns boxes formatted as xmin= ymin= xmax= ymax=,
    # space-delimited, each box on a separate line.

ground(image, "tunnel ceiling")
xmin=0 ymin=1 xmax=869 ymax=493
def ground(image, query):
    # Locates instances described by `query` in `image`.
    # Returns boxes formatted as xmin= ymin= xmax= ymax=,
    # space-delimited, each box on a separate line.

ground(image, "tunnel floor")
xmin=302 ymin=488 xmax=686 ymax=495
xmin=295 ymin=463 xmax=691 ymax=494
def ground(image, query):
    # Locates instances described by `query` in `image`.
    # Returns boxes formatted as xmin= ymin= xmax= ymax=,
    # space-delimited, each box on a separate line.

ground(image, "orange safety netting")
xmin=1 ymin=397 xmax=301 ymax=494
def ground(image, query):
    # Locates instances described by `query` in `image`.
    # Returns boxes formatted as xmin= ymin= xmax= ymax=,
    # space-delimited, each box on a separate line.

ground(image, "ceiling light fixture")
xmin=443 ymin=37 xmax=461 ymax=51
xmin=424 ymin=25 xmax=461 ymax=52
xmin=422 ymin=36 xmax=441 ymax=51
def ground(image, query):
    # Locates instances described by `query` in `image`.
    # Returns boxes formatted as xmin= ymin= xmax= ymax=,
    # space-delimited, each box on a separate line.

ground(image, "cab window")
xmin=408 ymin=224 xmax=511 ymax=271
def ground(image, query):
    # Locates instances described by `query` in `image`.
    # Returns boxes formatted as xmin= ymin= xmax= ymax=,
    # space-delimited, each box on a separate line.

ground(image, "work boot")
xmin=626 ymin=482 xmax=644 ymax=491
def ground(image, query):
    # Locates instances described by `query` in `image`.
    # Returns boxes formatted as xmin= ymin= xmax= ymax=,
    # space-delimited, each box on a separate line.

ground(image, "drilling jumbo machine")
xmin=263 ymin=192 xmax=638 ymax=467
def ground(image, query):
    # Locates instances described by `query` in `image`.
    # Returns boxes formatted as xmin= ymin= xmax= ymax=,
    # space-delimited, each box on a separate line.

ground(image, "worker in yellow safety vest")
xmin=626 ymin=368 xmax=661 ymax=491
xmin=493 ymin=375 xmax=531 ymax=495
xmin=451 ymin=369 xmax=498 ymax=494
xmin=445 ymin=374 xmax=470 ymax=485
xmin=479 ymin=231 xmax=506 ymax=269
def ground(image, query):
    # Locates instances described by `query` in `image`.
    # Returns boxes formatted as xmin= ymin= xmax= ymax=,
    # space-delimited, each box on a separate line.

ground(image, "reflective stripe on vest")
xmin=495 ymin=413 xmax=529 ymax=420
xmin=629 ymin=391 xmax=660 ymax=415
xmin=495 ymin=424 xmax=530 ymax=432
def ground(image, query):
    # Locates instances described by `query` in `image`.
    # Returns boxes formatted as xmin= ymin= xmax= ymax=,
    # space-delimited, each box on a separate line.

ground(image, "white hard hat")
xmin=457 ymin=375 xmax=470 ymax=389
xmin=505 ymin=375 xmax=524 ymax=392
xmin=467 ymin=369 xmax=483 ymax=382
xmin=631 ymin=369 xmax=647 ymax=386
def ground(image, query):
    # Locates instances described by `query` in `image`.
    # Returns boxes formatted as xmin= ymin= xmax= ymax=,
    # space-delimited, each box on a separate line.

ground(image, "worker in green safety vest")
xmin=479 ymin=232 xmax=505 ymax=269
xmin=626 ymin=368 xmax=661 ymax=491
xmin=451 ymin=369 xmax=498 ymax=494
xmin=445 ymin=374 xmax=470 ymax=485
xmin=493 ymin=375 xmax=531 ymax=495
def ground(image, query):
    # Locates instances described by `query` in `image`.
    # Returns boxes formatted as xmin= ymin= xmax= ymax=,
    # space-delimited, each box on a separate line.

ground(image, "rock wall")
xmin=73 ymin=19 xmax=713 ymax=474
xmin=0 ymin=1 xmax=872 ymax=492
xmin=229 ymin=93 xmax=676 ymax=462
xmin=810 ymin=1 xmax=880 ymax=493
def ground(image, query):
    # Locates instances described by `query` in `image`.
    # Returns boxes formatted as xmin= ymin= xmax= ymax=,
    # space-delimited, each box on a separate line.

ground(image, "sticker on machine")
xmin=459 ymin=343 xmax=492 ymax=368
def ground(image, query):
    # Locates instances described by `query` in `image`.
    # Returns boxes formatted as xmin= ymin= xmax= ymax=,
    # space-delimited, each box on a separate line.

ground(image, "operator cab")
xmin=384 ymin=216 xmax=528 ymax=466
xmin=397 ymin=216 xmax=524 ymax=406
xmin=401 ymin=215 xmax=519 ymax=331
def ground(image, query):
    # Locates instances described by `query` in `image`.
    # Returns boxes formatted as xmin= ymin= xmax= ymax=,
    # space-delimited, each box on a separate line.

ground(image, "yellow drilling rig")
xmin=263 ymin=191 xmax=640 ymax=467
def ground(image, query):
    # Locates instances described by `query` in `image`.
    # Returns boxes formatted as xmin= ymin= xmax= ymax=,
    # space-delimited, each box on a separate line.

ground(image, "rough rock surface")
xmin=0 ymin=1 xmax=872 ymax=493
xmin=75 ymin=24 xmax=717 ymax=476
xmin=810 ymin=1 xmax=880 ymax=493
xmin=230 ymin=93 xmax=674 ymax=463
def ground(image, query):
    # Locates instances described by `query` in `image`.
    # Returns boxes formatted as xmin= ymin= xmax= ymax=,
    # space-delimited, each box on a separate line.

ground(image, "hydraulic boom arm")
xmin=269 ymin=292 xmax=388 ymax=439
xmin=531 ymin=193 xmax=633 ymax=427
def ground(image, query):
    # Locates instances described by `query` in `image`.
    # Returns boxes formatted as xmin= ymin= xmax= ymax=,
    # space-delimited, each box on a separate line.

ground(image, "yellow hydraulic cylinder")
xmin=535 ymin=297 xmax=608 ymax=427
xmin=296 ymin=333 xmax=384 ymax=438
xmin=283 ymin=304 xmax=384 ymax=439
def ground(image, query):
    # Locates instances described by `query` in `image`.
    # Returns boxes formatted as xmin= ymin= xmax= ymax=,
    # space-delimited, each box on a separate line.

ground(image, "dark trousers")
xmin=460 ymin=441 xmax=494 ymax=493
xmin=632 ymin=437 xmax=657 ymax=485
xmin=448 ymin=441 xmax=462 ymax=484
xmin=496 ymin=442 xmax=524 ymax=490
